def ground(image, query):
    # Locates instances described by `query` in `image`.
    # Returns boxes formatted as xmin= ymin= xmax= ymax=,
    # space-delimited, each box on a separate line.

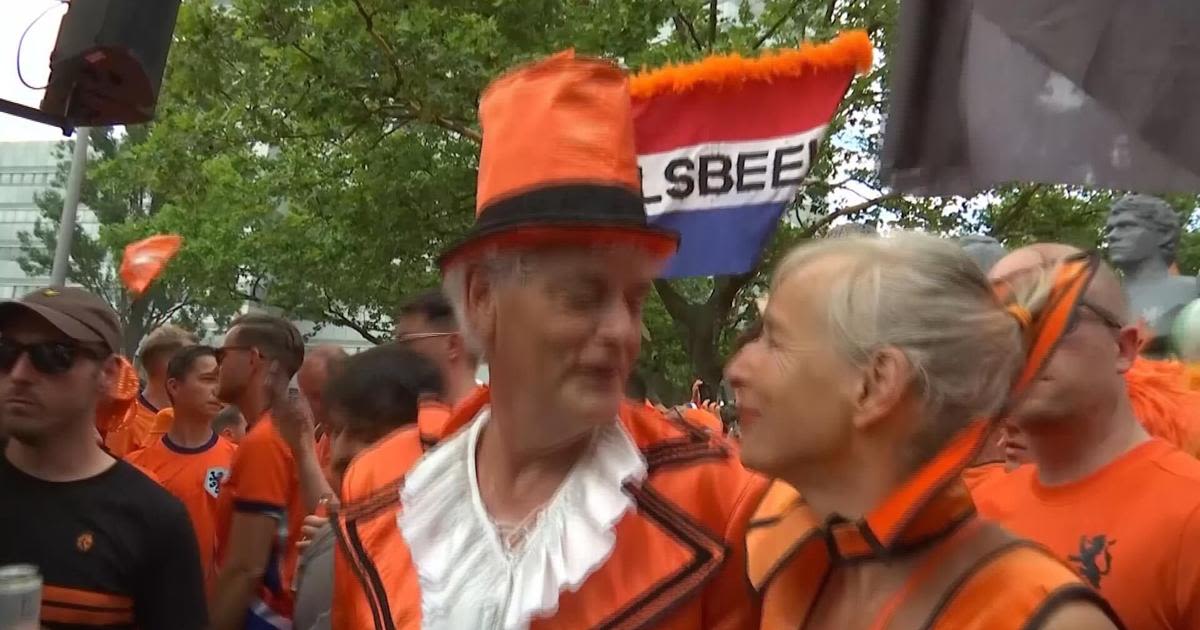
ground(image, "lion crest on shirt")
xmin=1068 ymin=534 xmax=1116 ymax=587
xmin=205 ymin=466 xmax=230 ymax=499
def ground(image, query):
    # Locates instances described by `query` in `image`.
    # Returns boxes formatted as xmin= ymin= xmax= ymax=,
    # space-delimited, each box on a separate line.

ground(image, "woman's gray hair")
xmin=773 ymin=232 xmax=1025 ymax=464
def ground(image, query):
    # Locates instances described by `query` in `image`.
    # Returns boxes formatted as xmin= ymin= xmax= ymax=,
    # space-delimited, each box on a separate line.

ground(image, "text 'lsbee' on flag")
xmin=630 ymin=31 xmax=872 ymax=279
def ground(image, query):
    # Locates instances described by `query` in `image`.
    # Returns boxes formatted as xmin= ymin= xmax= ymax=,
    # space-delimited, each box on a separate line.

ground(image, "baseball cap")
xmin=0 ymin=287 xmax=122 ymax=355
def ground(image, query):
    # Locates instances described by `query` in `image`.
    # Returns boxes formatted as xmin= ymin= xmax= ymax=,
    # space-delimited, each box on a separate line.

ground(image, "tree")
xmin=19 ymin=127 xmax=239 ymax=356
xmin=86 ymin=0 xmax=1198 ymax=400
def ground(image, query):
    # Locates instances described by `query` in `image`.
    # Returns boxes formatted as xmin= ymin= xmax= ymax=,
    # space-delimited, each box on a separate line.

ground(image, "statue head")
xmin=1105 ymin=194 xmax=1181 ymax=269
xmin=958 ymin=234 xmax=1007 ymax=273
xmin=825 ymin=223 xmax=878 ymax=239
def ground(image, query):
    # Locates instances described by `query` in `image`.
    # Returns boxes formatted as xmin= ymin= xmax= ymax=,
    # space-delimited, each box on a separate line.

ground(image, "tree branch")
xmin=708 ymin=0 xmax=719 ymax=50
xmin=432 ymin=116 xmax=482 ymax=143
xmin=672 ymin=13 xmax=705 ymax=52
xmin=653 ymin=278 xmax=694 ymax=325
xmin=989 ymin=184 xmax=1044 ymax=239
xmin=670 ymin=2 xmax=705 ymax=52
xmin=754 ymin=0 xmax=804 ymax=49
xmin=801 ymin=191 xmax=901 ymax=238
xmin=323 ymin=302 xmax=383 ymax=345
xmin=824 ymin=0 xmax=838 ymax=24
xmin=350 ymin=0 xmax=404 ymax=91
xmin=711 ymin=271 xmax=754 ymax=323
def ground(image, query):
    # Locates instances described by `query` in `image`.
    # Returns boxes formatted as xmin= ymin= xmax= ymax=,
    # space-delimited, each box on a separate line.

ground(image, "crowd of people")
xmin=1 ymin=49 xmax=1199 ymax=630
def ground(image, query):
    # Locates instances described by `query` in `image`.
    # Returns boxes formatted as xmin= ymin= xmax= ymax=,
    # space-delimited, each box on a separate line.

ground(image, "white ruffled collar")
xmin=398 ymin=407 xmax=647 ymax=630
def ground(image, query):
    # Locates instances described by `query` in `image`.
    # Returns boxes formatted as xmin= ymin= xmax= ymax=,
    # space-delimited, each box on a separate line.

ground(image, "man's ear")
xmin=166 ymin=376 xmax=182 ymax=401
xmin=464 ymin=265 xmax=498 ymax=351
xmin=851 ymin=346 xmax=914 ymax=431
xmin=1115 ymin=325 xmax=1141 ymax=374
xmin=97 ymin=355 xmax=120 ymax=399
xmin=446 ymin=330 xmax=465 ymax=363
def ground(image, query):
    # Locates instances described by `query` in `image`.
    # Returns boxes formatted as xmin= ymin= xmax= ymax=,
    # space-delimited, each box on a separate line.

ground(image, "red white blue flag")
xmin=631 ymin=32 xmax=872 ymax=278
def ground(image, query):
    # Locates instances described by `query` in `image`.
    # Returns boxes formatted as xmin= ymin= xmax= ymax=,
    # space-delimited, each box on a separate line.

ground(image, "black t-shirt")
xmin=0 ymin=454 xmax=207 ymax=629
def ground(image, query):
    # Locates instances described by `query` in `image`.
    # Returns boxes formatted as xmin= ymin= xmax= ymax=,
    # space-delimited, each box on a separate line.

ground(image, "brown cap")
xmin=0 ymin=287 xmax=122 ymax=355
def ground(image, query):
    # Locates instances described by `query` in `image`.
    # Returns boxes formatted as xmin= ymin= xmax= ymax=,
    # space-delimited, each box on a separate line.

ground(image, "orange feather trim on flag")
xmin=628 ymin=30 xmax=872 ymax=100
xmin=1124 ymin=357 xmax=1200 ymax=458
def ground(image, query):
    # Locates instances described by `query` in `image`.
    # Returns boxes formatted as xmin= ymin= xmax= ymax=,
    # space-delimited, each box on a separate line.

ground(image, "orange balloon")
xmin=119 ymin=234 xmax=182 ymax=296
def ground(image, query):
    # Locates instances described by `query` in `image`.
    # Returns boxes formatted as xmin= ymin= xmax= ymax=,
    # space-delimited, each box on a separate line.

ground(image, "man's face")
xmin=471 ymin=247 xmax=655 ymax=431
xmin=169 ymin=355 xmax=223 ymax=423
xmin=991 ymin=253 xmax=1137 ymax=429
xmin=1105 ymin=210 xmax=1163 ymax=267
xmin=0 ymin=315 xmax=112 ymax=446
xmin=216 ymin=326 xmax=257 ymax=403
xmin=725 ymin=260 xmax=860 ymax=477
xmin=219 ymin=411 xmax=248 ymax=444
xmin=298 ymin=362 xmax=331 ymax=426
xmin=395 ymin=313 xmax=454 ymax=378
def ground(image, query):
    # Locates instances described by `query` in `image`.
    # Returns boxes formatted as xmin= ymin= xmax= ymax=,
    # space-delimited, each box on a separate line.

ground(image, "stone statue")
xmin=959 ymin=234 xmax=1007 ymax=273
xmin=826 ymin=223 xmax=878 ymax=238
xmin=1104 ymin=194 xmax=1199 ymax=352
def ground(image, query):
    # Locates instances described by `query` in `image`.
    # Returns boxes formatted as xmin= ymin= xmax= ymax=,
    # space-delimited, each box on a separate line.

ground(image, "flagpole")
xmin=49 ymin=127 xmax=89 ymax=288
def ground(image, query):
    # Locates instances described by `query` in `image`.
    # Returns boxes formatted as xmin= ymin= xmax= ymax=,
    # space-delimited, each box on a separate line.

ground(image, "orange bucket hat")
xmin=438 ymin=50 xmax=680 ymax=270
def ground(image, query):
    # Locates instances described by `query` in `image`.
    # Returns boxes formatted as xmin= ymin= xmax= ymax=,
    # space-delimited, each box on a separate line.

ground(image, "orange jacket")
xmin=750 ymin=421 xmax=1121 ymax=629
xmin=333 ymin=387 xmax=768 ymax=630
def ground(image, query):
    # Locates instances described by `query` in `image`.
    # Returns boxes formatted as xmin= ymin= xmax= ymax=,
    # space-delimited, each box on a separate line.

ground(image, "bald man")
xmin=972 ymin=243 xmax=1200 ymax=630
xmin=297 ymin=345 xmax=347 ymax=473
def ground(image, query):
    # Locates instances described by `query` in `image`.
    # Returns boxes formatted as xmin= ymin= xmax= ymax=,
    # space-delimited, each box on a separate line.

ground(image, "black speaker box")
xmin=39 ymin=0 xmax=182 ymax=126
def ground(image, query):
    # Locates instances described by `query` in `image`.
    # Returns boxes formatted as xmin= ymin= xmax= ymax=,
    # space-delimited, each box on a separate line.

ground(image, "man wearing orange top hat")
xmin=332 ymin=50 xmax=767 ymax=630
xmin=726 ymin=233 xmax=1121 ymax=629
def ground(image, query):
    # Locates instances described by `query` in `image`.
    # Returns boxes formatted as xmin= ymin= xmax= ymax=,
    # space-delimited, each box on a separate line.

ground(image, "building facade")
xmin=0 ymin=140 xmax=373 ymax=353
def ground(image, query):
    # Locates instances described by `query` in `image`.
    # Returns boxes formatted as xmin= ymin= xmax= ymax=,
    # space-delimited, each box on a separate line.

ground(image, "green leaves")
xmin=63 ymin=0 xmax=1197 ymax=400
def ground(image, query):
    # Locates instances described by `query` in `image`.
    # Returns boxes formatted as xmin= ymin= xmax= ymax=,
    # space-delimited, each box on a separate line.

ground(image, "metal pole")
xmin=49 ymin=127 xmax=89 ymax=288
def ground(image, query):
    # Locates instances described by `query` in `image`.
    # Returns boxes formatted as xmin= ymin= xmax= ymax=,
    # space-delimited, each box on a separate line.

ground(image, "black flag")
xmin=881 ymin=0 xmax=1200 ymax=196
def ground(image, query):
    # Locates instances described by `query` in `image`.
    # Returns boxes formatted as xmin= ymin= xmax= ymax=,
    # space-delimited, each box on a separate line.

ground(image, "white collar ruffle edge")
xmin=398 ymin=409 xmax=648 ymax=629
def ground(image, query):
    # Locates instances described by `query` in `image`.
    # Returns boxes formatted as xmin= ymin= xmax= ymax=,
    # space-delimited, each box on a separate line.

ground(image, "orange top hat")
xmin=438 ymin=50 xmax=679 ymax=270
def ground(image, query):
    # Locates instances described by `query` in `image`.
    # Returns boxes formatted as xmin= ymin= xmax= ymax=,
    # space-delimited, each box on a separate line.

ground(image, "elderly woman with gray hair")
xmin=727 ymin=232 xmax=1122 ymax=629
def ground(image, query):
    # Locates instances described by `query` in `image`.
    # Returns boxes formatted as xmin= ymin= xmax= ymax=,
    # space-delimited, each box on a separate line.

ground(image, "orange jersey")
xmin=973 ymin=438 xmax=1200 ymax=629
xmin=219 ymin=413 xmax=304 ymax=622
xmin=126 ymin=432 xmax=236 ymax=586
xmin=104 ymin=395 xmax=160 ymax=457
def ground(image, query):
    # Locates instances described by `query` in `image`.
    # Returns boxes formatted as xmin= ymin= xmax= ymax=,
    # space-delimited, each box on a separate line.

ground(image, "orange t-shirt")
xmin=104 ymin=396 xmax=160 ymax=457
xmin=126 ymin=432 xmax=236 ymax=587
xmin=973 ymin=438 xmax=1200 ymax=630
xmin=218 ymin=414 xmax=304 ymax=622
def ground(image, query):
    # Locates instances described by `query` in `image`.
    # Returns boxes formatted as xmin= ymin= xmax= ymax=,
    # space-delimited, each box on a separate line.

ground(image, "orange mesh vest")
xmin=749 ymin=422 xmax=1123 ymax=630
xmin=333 ymin=387 xmax=768 ymax=630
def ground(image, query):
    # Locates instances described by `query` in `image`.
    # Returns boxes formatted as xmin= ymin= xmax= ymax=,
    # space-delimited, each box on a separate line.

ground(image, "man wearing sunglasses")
xmin=0 ymin=287 xmax=207 ymax=628
xmin=973 ymin=243 xmax=1200 ymax=630
xmin=393 ymin=288 xmax=479 ymax=408
xmin=209 ymin=313 xmax=307 ymax=630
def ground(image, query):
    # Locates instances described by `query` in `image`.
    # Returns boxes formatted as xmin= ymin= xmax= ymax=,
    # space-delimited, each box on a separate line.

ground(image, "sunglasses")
xmin=395 ymin=332 xmax=455 ymax=343
xmin=214 ymin=345 xmax=257 ymax=364
xmin=1067 ymin=301 xmax=1125 ymax=334
xmin=0 ymin=339 xmax=102 ymax=375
